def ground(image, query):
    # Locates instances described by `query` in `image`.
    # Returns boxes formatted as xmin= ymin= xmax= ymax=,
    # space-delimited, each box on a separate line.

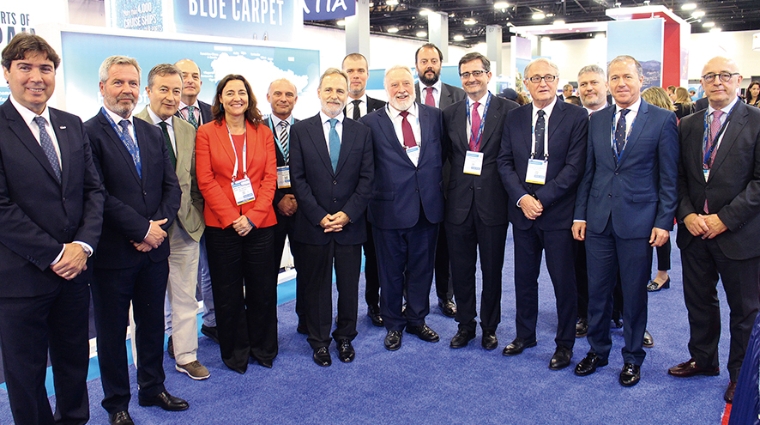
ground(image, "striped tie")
xmin=278 ymin=120 xmax=289 ymax=163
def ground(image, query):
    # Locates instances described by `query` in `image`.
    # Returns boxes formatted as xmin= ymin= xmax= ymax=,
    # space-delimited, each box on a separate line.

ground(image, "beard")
xmin=418 ymin=69 xmax=440 ymax=86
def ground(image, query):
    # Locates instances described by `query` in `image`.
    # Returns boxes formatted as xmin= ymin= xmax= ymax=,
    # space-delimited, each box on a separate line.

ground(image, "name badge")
xmin=463 ymin=151 xmax=484 ymax=175
xmin=703 ymin=168 xmax=710 ymax=182
xmin=231 ymin=177 xmax=256 ymax=205
xmin=406 ymin=146 xmax=420 ymax=167
xmin=277 ymin=166 xmax=291 ymax=188
xmin=526 ymin=159 xmax=548 ymax=185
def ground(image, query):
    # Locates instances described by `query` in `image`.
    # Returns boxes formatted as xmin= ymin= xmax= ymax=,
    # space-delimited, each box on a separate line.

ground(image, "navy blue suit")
xmin=289 ymin=113 xmax=373 ymax=349
xmin=85 ymin=109 xmax=181 ymax=414
xmin=361 ymin=104 xmax=444 ymax=330
xmin=574 ymin=99 xmax=678 ymax=365
xmin=499 ymin=100 xmax=588 ymax=349
xmin=0 ymin=99 xmax=104 ymax=425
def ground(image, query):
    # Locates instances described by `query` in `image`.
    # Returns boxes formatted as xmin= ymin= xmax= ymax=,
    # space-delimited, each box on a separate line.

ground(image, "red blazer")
xmin=196 ymin=119 xmax=277 ymax=229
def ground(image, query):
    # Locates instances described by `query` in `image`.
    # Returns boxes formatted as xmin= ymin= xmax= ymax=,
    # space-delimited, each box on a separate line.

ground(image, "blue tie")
xmin=33 ymin=116 xmax=61 ymax=183
xmin=615 ymin=109 xmax=630 ymax=155
xmin=119 ymin=120 xmax=142 ymax=178
xmin=328 ymin=118 xmax=340 ymax=171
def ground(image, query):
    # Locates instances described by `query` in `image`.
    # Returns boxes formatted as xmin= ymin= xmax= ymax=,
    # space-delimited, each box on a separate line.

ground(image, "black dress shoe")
xmin=574 ymin=353 xmax=608 ymax=376
xmin=167 ymin=336 xmax=174 ymax=359
xmin=646 ymin=277 xmax=670 ymax=292
xmin=502 ymin=337 xmax=537 ymax=355
xmin=667 ymin=359 xmax=720 ymax=377
xmin=406 ymin=324 xmax=440 ymax=342
xmin=138 ymin=391 xmax=189 ymax=411
xmin=549 ymin=346 xmax=573 ymax=370
xmin=367 ymin=305 xmax=384 ymax=327
xmin=725 ymin=381 xmax=737 ymax=403
xmin=575 ymin=317 xmax=588 ymax=338
xmin=643 ymin=330 xmax=654 ymax=348
xmin=337 ymin=339 xmax=355 ymax=363
xmin=438 ymin=298 xmax=457 ymax=318
xmin=201 ymin=324 xmax=219 ymax=344
xmin=450 ymin=329 xmax=475 ymax=348
xmin=109 ymin=410 xmax=134 ymax=425
xmin=256 ymin=358 xmax=273 ymax=368
xmin=619 ymin=363 xmax=641 ymax=387
xmin=312 ymin=347 xmax=331 ymax=367
xmin=384 ymin=330 xmax=403 ymax=351
xmin=481 ymin=330 xmax=498 ymax=350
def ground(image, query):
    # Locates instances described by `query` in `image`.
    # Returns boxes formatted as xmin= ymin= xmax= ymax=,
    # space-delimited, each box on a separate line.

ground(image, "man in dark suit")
xmin=0 ymin=33 xmax=104 ymax=425
xmin=499 ymin=58 xmax=588 ymax=370
xmin=342 ymin=52 xmax=386 ymax=327
xmin=265 ymin=78 xmax=305 ymax=332
xmin=572 ymin=55 xmax=678 ymax=387
xmin=361 ymin=65 xmax=444 ymax=351
xmin=668 ymin=56 xmax=760 ymax=404
xmin=85 ymin=55 xmax=185 ymax=425
xmin=414 ymin=43 xmax=464 ymax=318
xmin=174 ymin=58 xmax=217 ymax=344
xmin=442 ymin=52 xmax=517 ymax=351
xmin=695 ymin=96 xmax=709 ymax=112
xmin=289 ymin=68 xmax=374 ymax=366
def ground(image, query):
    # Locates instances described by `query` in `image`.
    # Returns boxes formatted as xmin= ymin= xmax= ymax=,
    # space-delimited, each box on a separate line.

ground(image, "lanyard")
xmin=226 ymin=124 xmax=247 ymax=180
xmin=610 ymin=109 xmax=637 ymax=162
xmin=101 ymin=107 xmax=138 ymax=146
xmin=530 ymin=110 xmax=549 ymax=160
xmin=702 ymin=103 xmax=736 ymax=168
xmin=465 ymin=93 xmax=491 ymax=151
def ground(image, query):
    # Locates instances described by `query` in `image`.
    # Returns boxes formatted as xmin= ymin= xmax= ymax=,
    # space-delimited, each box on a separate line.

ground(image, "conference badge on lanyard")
xmin=228 ymin=126 xmax=256 ymax=205
xmin=277 ymin=166 xmax=291 ymax=188
xmin=463 ymin=151 xmax=484 ymax=175
xmin=526 ymin=159 xmax=547 ymax=185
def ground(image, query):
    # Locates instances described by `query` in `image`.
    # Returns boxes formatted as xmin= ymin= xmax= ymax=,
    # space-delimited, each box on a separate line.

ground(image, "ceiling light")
xmin=419 ymin=8 xmax=431 ymax=16
xmin=532 ymin=12 xmax=545 ymax=20
xmin=464 ymin=18 xmax=477 ymax=25
xmin=710 ymin=27 xmax=722 ymax=33
xmin=386 ymin=0 xmax=398 ymax=6
xmin=553 ymin=19 xmax=565 ymax=25
xmin=681 ymin=2 xmax=697 ymax=10
xmin=691 ymin=10 xmax=705 ymax=18
xmin=416 ymin=31 xmax=427 ymax=37
xmin=453 ymin=34 xmax=465 ymax=41
xmin=702 ymin=21 xmax=715 ymax=28
xmin=494 ymin=1 xmax=509 ymax=9
xmin=337 ymin=20 xmax=345 ymax=26
xmin=387 ymin=27 xmax=399 ymax=33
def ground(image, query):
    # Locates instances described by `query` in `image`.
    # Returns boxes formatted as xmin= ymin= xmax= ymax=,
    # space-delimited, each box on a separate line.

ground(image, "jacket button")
xmin=333 ymin=180 xmax=337 ymax=185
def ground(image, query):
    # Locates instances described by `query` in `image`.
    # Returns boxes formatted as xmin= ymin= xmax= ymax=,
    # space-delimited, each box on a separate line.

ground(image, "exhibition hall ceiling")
xmin=306 ymin=0 xmax=760 ymax=45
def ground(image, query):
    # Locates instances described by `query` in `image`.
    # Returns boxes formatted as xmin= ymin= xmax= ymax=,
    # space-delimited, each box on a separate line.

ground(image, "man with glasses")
xmin=497 ymin=58 xmax=588 ymax=370
xmin=572 ymin=55 xmax=678 ymax=387
xmin=668 ymin=56 xmax=760 ymax=403
xmin=442 ymin=52 xmax=518 ymax=350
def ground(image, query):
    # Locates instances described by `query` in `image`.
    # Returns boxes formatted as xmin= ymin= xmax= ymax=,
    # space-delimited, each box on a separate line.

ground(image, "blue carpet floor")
xmin=0 ymin=230 xmax=733 ymax=424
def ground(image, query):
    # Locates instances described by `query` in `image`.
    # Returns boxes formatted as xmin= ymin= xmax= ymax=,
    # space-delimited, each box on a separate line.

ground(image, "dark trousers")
xmin=585 ymin=219 xmax=650 ymax=365
xmin=654 ymin=239 xmax=671 ymax=271
xmin=293 ymin=240 xmax=361 ymax=349
xmin=274 ymin=212 xmax=303 ymax=323
xmin=513 ymin=226 xmax=577 ymax=349
xmin=681 ymin=236 xmax=760 ymax=381
xmin=434 ymin=225 xmax=454 ymax=301
xmin=91 ymin=258 xmax=168 ymax=413
xmin=363 ymin=220 xmax=380 ymax=309
xmin=0 ymin=281 xmax=90 ymax=425
xmin=205 ymin=226 xmax=278 ymax=372
xmin=373 ymin=216 xmax=438 ymax=331
xmin=446 ymin=207 xmax=507 ymax=333
xmin=574 ymin=240 xmax=589 ymax=319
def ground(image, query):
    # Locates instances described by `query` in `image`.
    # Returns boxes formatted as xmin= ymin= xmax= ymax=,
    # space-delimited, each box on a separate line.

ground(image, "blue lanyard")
xmin=101 ymin=107 xmax=139 ymax=146
xmin=610 ymin=109 xmax=637 ymax=162
xmin=702 ymin=103 xmax=736 ymax=168
xmin=465 ymin=92 xmax=491 ymax=151
xmin=267 ymin=116 xmax=293 ymax=158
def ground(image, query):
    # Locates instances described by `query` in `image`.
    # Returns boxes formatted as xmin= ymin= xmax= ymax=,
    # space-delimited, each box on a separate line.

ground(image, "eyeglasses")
xmin=702 ymin=72 xmax=740 ymax=83
xmin=459 ymin=70 xmax=487 ymax=79
xmin=528 ymin=75 xmax=557 ymax=83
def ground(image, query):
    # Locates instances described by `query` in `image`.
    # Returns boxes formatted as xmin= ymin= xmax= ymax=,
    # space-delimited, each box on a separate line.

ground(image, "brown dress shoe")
xmin=667 ymin=359 xmax=719 ymax=377
xmin=724 ymin=381 xmax=737 ymax=403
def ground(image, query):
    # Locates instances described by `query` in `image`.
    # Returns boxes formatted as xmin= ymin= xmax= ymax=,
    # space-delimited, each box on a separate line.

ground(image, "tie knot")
xmin=399 ymin=110 xmax=409 ymax=119
xmin=712 ymin=109 xmax=724 ymax=120
xmin=328 ymin=118 xmax=338 ymax=129
xmin=33 ymin=116 xmax=47 ymax=129
xmin=158 ymin=121 xmax=168 ymax=130
xmin=119 ymin=120 xmax=130 ymax=131
xmin=620 ymin=108 xmax=630 ymax=117
xmin=537 ymin=109 xmax=545 ymax=117
xmin=425 ymin=87 xmax=434 ymax=94
xmin=187 ymin=105 xmax=194 ymax=112
xmin=473 ymin=102 xmax=480 ymax=109
xmin=279 ymin=120 xmax=289 ymax=129
xmin=352 ymin=99 xmax=361 ymax=106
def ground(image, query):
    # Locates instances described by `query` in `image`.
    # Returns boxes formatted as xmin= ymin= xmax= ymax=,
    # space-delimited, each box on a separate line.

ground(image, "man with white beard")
xmin=360 ymin=65 xmax=445 ymax=351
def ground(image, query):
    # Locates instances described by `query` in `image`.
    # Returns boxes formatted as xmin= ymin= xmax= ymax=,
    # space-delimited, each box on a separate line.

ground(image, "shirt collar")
xmin=584 ymin=102 xmax=608 ymax=115
xmin=320 ymin=111 xmax=344 ymax=125
xmin=179 ymin=100 xmax=200 ymax=110
xmin=9 ymin=94 xmax=51 ymax=126
xmin=270 ymin=114 xmax=293 ymax=127
xmin=532 ymin=96 xmax=557 ymax=118
xmin=421 ymin=79 xmax=442 ymax=93
xmin=349 ymin=94 xmax=368 ymax=105
xmin=615 ymin=97 xmax=641 ymax=114
xmin=147 ymin=106 xmax=173 ymax=127
xmin=103 ymin=105 xmax=133 ymax=126
xmin=387 ymin=101 xmax=419 ymax=120
xmin=467 ymin=91 xmax=490 ymax=107
xmin=708 ymin=96 xmax=739 ymax=116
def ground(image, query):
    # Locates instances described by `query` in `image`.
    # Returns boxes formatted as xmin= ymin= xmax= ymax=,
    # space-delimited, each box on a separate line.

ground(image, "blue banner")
xmin=174 ymin=0 xmax=298 ymax=42
xmin=303 ymin=0 xmax=355 ymax=21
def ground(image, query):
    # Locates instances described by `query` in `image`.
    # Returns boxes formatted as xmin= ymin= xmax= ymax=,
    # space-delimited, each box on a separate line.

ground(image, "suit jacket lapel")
xmin=547 ymin=101 xmax=567 ymax=143
xmin=174 ymin=120 xmax=193 ymax=172
xmin=2 ymin=103 xmax=61 ymax=184
xmin=377 ymin=108 xmax=410 ymax=163
xmin=478 ymin=97 xmax=500 ymax=151
xmin=98 ymin=113 xmax=142 ymax=185
xmin=307 ymin=114 xmax=334 ymax=174
xmin=618 ymin=101 xmax=649 ymax=168
xmin=710 ymin=102 xmax=747 ymax=176
xmin=452 ymin=102 xmax=468 ymax=150
xmin=335 ymin=120 xmax=353 ymax=175
xmin=49 ymin=109 xmax=70 ymax=190
xmin=244 ymin=121 xmax=258 ymax=174
xmin=596 ymin=106 xmax=618 ymax=170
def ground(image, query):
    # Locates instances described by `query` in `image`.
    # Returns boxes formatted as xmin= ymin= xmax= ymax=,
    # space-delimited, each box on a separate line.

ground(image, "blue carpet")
xmin=0 ymin=231 xmax=732 ymax=424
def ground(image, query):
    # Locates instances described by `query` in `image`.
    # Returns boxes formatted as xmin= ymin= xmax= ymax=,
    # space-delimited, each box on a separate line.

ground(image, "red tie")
xmin=469 ymin=101 xmax=481 ymax=151
xmin=424 ymin=87 xmax=435 ymax=107
xmin=399 ymin=111 xmax=417 ymax=148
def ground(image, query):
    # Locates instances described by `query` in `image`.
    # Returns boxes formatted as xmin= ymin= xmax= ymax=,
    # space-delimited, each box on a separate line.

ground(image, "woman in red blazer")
xmin=196 ymin=74 xmax=278 ymax=373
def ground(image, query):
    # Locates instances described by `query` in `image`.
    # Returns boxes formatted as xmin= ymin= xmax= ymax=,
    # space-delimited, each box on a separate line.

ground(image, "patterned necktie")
xmin=399 ymin=110 xmax=417 ymax=148
xmin=328 ymin=118 xmax=340 ymax=171
xmin=352 ymin=99 xmax=362 ymax=120
xmin=186 ymin=105 xmax=198 ymax=129
xmin=614 ymin=109 xmax=630 ymax=156
xmin=119 ymin=120 xmax=142 ymax=178
xmin=469 ymin=101 xmax=481 ymax=152
xmin=706 ymin=109 xmax=724 ymax=166
xmin=534 ymin=110 xmax=546 ymax=158
xmin=33 ymin=116 xmax=61 ymax=183
xmin=424 ymin=87 xmax=435 ymax=107
xmin=278 ymin=120 xmax=290 ymax=163
xmin=158 ymin=121 xmax=177 ymax=169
